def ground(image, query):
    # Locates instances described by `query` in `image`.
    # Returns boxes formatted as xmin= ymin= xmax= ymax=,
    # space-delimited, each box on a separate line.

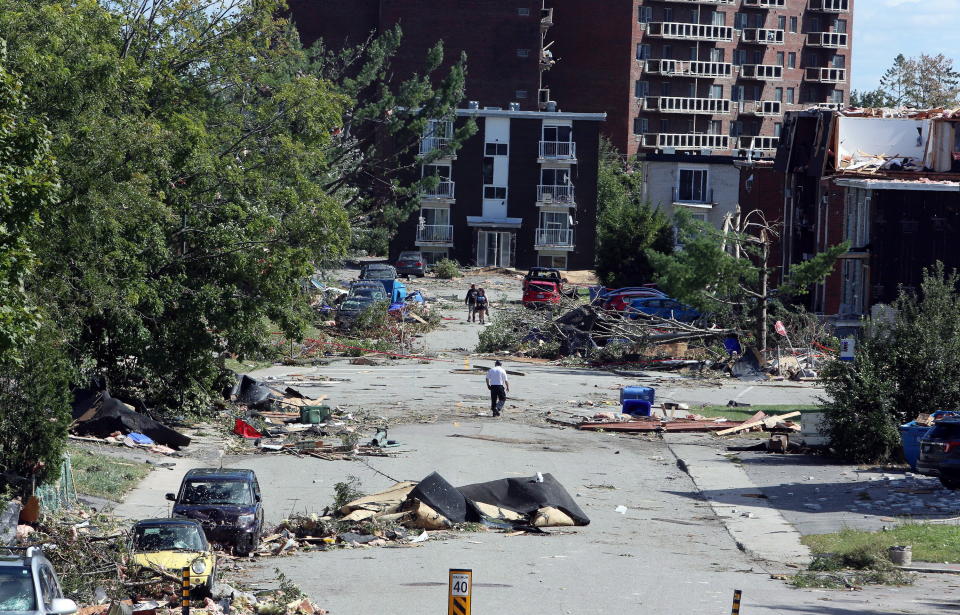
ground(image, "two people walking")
xmin=465 ymin=284 xmax=490 ymax=324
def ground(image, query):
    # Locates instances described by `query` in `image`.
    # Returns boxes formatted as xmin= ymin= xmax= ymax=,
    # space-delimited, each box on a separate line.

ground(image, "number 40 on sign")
xmin=448 ymin=569 xmax=472 ymax=615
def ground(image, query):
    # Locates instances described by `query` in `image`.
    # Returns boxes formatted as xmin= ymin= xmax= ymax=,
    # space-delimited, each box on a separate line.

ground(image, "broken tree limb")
xmin=715 ymin=411 xmax=801 ymax=436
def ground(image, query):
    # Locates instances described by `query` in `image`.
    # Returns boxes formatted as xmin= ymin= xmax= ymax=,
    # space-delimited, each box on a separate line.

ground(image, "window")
xmin=829 ymin=89 xmax=845 ymax=103
xmin=632 ymin=117 xmax=648 ymax=135
xmin=806 ymin=52 xmax=820 ymax=67
xmin=788 ymin=52 xmax=796 ymax=69
xmin=731 ymin=85 xmax=744 ymax=102
xmin=540 ymin=210 xmax=570 ymax=230
xmin=734 ymin=13 xmax=747 ymax=30
xmin=711 ymin=11 xmax=725 ymax=26
xmin=733 ymin=49 xmax=747 ymax=66
xmin=685 ymin=83 xmax=696 ymax=98
xmin=662 ymin=45 xmax=672 ymax=59
xmin=660 ymin=118 xmax=670 ymax=132
xmin=638 ymin=6 xmax=652 ymax=23
xmin=709 ymin=85 xmax=723 ymax=99
xmin=422 ymin=163 xmax=451 ymax=180
xmin=810 ymin=17 xmax=821 ymax=32
xmin=637 ymin=44 xmax=651 ymax=60
xmin=710 ymin=48 xmax=725 ymax=62
xmin=777 ymin=16 xmax=786 ymax=30
xmin=708 ymin=120 xmax=722 ymax=135
xmin=833 ymin=19 xmax=847 ymax=34
xmin=484 ymin=142 xmax=508 ymax=156
xmin=776 ymin=52 xmax=785 ymax=67
xmin=516 ymin=89 xmax=528 ymax=99
xmin=690 ymin=47 xmax=698 ymax=61
xmin=661 ymin=81 xmax=672 ymax=96
xmin=541 ymin=168 xmax=571 ymax=187
xmin=537 ymin=254 xmax=567 ymax=269
xmin=832 ymin=54 xmax=846 ymax=68
xmin=484 ymin=186 xmax=507 ymax=199
xmin=730 ymin=121 xmax=743 ymax=137
xmin=481 ymin=157 xmax=494 ymax=185
xmin=635 ymin=80 xmax=649 ymax=98
xmin=786 ymin=87 xmax=795 ymax=104
xmin=752 ymin=50 xmax=763 ymax=64
xmin=421 ymin=249 xmax=448 ymax=266
xmin=686 ymin=119 xmax=695 ymax=132
xmin=678 ymin=169 xmax=709 ymax=203
xmin=420 ymin=207 xmax=450 ymax=227
xmin=516 ymin=49 xmax=530 ymax=58
xmin=663 ymin=8 xmax=673 ymax=22
xmin=789 ymin=16 xmax=798 ymax=33
xmin=517 ymin=7 xmax=530 ymax=16
xmin=774 ymin=87 xmax=783 ymax=102
xmin=542 ymin=125 xmax=572 ymax=143
xmin=774 ymin=122 xmax=783 ymax=137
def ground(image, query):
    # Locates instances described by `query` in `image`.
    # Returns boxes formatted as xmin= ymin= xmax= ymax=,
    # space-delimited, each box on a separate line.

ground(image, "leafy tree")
xmin=879 ymin=54 xmax=913 ymax=107
xmin=594 ymin=140 xmax=673 ymax=287
xmin=821 ymin=263 xmax=960 ymax=462
xmin=850 ymin=88 xmax=889 ymax=108
xmin=877 ymin=53 xmax=960 ymax=108
xmin=647 ymin=210 xmax=848 ymax=349
xmin=0 ymin=42 xmax=59 ymax=364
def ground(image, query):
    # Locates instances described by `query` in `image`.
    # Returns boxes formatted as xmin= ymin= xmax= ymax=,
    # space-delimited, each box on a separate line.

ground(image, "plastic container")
xmin=300 ymin=405 xmax=332 ymax=424
xmin=622 ymin=399 xmax=652 ymax=417
xmin=899 ymin=421 xmax=933 ymax=471
xmin=620 ymin=386 xmax=655 ymax=405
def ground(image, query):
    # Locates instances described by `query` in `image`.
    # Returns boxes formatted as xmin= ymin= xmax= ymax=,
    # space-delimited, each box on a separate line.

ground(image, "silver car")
xmin=0 ymin=548 xmax=77 ymax=615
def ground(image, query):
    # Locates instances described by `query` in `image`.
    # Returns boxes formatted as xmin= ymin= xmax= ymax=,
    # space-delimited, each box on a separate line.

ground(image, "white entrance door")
xmin=477 ymin=231 xmax=513 ymax=267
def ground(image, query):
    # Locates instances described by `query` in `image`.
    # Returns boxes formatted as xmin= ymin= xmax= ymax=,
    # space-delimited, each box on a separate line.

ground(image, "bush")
xmin=433 ymin=258 xmax=461 ymax=279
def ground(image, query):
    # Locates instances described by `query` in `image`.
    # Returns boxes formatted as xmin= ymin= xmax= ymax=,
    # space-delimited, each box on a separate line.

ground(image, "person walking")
xmin=485 ymin=360 xmax=509 ymax=417
xmin=465 ymin=284 xmax=478 ymax=322
xmin=474 ymin=288 xmax=489 ymax=324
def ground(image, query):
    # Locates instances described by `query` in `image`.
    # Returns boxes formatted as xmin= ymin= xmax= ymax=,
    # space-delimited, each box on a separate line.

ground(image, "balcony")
xmin=809 ymin=0 xmax=850 ymax=12
xmin=805 ymin=67 xmax=847 ymax=83
xmin=739 ymin=64 xmax=783 ymax=81
xmin=741 ymin=28 xmax=785 ymax=45
xmin=646 ymin=22 xmax=734 ymax=42
xmin=738 ymin=100 xmax=783 ymax=116
xmin=644 ymin=59 xmax=733 ymax=78
xmin=421 ymin=180 xmax=455 ymax=201
xmin=672 ymin=187 xmax=715 ymax=205
xmin=646 ymin=96 xmax=732 ymax=114
xmin=540 ymin=7 xmax=553 ymax=29
xmin=646 ymin=0 xmax=734 ymax=4
xmin=537 ymin=184 xmax=576 ymax=207
xmin=419 ymin=136 xmax=451 ymax=156
xmin=806 ymin=32 xmax=848 ymax=48
xmin=535 ymin=228 xmax=574 ymax=248
xmin=737 ymin=136 xmax=780 ymax=152
xmin=539 ymin=141 xmax=577 ymax=162
xmin=416 ymin=224 xmax=454 ymax=245
xmin=640 ymin=133 xmax=733 ymax=151
xmin=743 ymin=0 xmax=786 ymax=7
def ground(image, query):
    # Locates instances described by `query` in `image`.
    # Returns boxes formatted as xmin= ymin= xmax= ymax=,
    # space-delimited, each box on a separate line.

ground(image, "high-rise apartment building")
xmin=549 ymin=0 xmax=853 ymax=158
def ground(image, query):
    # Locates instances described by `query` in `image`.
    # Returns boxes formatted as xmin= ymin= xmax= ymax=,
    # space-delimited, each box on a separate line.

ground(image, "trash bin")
xmin=620 ymin=386 xmax=655 ymax=405
xmin=300 ymin=405 xmax=332 ymax=424
xmin=622 ymin=399 xmax=652 ymax=417
xmin=899 ymin=421 xmax=932 ymax=471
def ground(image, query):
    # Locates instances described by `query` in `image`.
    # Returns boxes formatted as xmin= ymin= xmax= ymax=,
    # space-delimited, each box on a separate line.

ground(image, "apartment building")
xmin=288 ymin=0 xmax=555 ymax=112
xmin=391 ymin=105 xmax=605 ymax=270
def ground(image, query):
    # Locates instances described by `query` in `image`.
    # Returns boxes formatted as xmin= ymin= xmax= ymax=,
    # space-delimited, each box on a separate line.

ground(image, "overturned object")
xmin=72 ymin=389 xmax=191 ymax=449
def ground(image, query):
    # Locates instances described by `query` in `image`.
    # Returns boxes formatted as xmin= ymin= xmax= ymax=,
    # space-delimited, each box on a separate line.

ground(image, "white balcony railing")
xmin=537 ymin=184 xmax=575 ymax=205
xmin=647 ymin=96 xmax=732 ymax=114
xmin=419 ymin=136 xmax=450 ymax=156
xmin=646 ymin=0 xmax=734 ymax=4
xmin=646 ymin=22 xmax=734 ymax=42
xmin=539 ymin=141 xmax=577 ymax=160
xmin=809 ymin=0 xmax=850 ymax=12
xmin=805 ymin=67 xmax=847 ymax=83
xmin=739 ymin=64 xmax=783 ymax=80
xmin=807 ymin=32 xmax=848 ymax=48
xmin=739 ymin=100 xmax=783 ymax=116
xmin=645 ymin=59 xmax=733 ymax=78
xmin=737 ymin=136 xmax=780 ymax=152
xmin=741 ymin=28 xmax=785 ymax=45
xmin=743 ymin=0 xmax=786 ymax=7
xmin=535 ymin=228 xmax=574 ymax=247
xmin=421 ymin=180 xmax=455 ymax=200
xmin=416 ymin=224 xmax=453 ymax=244
xmin=640 ymin=133 xmax=733 ymax=151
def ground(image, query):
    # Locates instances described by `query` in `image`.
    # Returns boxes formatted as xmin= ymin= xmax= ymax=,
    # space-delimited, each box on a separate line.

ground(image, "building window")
xmin=776 ymin=52 xmax=785 ymax=67
xmin=730 ymin=121 xmax=743 ymax=137
xmin=663 ymin=8 xmax=673 ymax=22
xmin=829 ymin=89 xmax=845 ymax=103
xmin=787 ymin=87 xmax=795 ymax=104
xmin=677 ymin=169 xmax=709 ymax=203
xmin=515 ymin=89 xmax=528 ymax=99
xmin=777 ymin=15 xmax=786 ymax=30
xmin=833 ymin=18 xmax=847 ymax=33
xmin=633 ymin=117 xmax=648 ymax=135
xmin=774 ymin=122 xmax=783 ymax=137
xmin=709 ymin=85 xmax=723 ymax=99
xmin=484 ymin=142 xmax=508 ymax=156
xmin=774 ymin=87 xmax=783 ymax=102
xmin=686 ymin=119 xmax=695 ymax=132
xmin=516 ymin=48 xmax=530 ymax=58
xmin=708 ymin=120 xmax=723 ymax=135
xmin=638 ymin=6 xmax=652 ymax=23
xmin=789 ymin=16 xmax=798 ymax=33
xmin=832 ymin=54 xmax=846 ymax=68
xmin=637 ymin=44 xmax=651 ymax=60
xmin=537 ymin=254 xmax=567 ymax=269
xmin=541 ymin=167 xmax=571 ymax=188
xmin=420 ymin=249 xmax=449 ymax=265
xmin=788 ymin=52 xmax=796 ymax=69
xmin=483 ymin=186 xmax=507 ymax=199
xmin=662 ymin=45 xmax=672 ymax=59
xmin=422 ymin=163 xmax=451 ymax=180
xmin=660 ymin=118 xmax=670 ymax=132
xmin=733 ymin=49 xmax=747 ymax=66
xmin=752 ymin=50 xmax=763 ymax=64
xmin=517 ymin=7 xmax=530 ymax=16
xmin=542 ymin=124 xmax=572 ymax=143
xmin=810 ymin=16 xmax=821 ymax=32
xmin=689 ymin=47 xmax=697 ymax=61
xmin=731 ymin=85 xmax=744 ymax=102
xmin=635 ymin=80 xmax=649 ymax=98
xmin=711 ymin=11 xmax=725 ymax=26
xmin=661 ymin=81 xmax=672 ymax=96
xmin=710 ymin=48 xmax=725 ymax=62
xmin=734 ymin=12 xmax=747 ymax=30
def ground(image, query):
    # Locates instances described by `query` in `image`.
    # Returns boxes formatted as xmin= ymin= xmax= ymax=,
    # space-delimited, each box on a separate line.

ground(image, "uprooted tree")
xmin=820 ymin=263 xmax=960 ymax=463
xmin=647 ymin=209 xmax=848 ymax=350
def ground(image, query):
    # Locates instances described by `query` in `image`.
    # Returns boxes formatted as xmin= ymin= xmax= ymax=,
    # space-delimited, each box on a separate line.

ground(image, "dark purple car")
xmin=166 ymin=468 xmax=264 ymax=555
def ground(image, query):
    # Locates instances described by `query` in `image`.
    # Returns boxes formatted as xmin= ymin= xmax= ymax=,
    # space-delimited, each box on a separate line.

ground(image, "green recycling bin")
xmin=300 ymin=405 xmax=332 ymax=424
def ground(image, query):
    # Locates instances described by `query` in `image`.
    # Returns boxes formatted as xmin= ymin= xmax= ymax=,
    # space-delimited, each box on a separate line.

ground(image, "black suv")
xmin=917 ymin=418 xmax=960 ymax=489
xmin=167 ymin=468 xmax=264 ymax=555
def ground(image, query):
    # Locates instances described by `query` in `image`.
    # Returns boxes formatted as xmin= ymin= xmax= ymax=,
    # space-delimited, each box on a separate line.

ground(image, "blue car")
xmin=625 ymin=297 xmax=700 ymax=322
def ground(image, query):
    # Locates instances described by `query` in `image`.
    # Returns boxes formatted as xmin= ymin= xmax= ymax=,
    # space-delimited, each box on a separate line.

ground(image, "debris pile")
xmin=70 ymin=386 xmax=190 ymax=452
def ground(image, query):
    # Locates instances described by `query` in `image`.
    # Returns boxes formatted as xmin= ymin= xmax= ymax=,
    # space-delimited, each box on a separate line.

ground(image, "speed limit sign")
xmin=448 ymin=569 xmax=472 ymax=615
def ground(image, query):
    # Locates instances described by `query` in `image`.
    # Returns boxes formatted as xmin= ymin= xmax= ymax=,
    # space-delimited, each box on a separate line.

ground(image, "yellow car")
xmin=131 ymin=519 xmax=217 ymax=593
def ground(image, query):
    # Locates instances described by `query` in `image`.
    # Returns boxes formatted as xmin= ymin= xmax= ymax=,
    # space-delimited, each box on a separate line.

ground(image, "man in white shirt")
xmin=485 ymin=360 xmax=509 ymax=417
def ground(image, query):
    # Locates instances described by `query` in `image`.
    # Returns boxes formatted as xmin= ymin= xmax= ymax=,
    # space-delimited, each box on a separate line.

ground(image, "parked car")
xmin=624 ymin=297 xmax=701 ymax=322
xmin=522 ymin=268 xmax=564 ymax=308
xmin=0 ymin=547 xmax=77 ymax=615
xmin=917 ymin=418 xmax=960 ymax=489
xmin=603 ymin=290 xmax=668 ymax=312
xmin=357 ymin=264 xmax=407 ymax=302
xmin=347 ymin=282 xmax=388 ymax=302
xmin=130 ymin=519 xmax=216 ymax=594
xmin=395 ymin=251 xmax=426 ymax=278
xmin=335 ymin=295 xmax=376 ymax=328
xmin=166 ymin=468 xmax=264 ymax=555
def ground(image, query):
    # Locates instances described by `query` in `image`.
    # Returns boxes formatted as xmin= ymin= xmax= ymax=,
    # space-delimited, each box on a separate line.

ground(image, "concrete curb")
xmin=668 ymin=440 xmax=813 ymax=567
xmin=898 ymin=565 xmax=960 ymax=575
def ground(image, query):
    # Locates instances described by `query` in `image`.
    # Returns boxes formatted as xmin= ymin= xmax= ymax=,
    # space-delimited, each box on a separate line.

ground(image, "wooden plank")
xmin=716 ymin=411 xmax=800 ymax=436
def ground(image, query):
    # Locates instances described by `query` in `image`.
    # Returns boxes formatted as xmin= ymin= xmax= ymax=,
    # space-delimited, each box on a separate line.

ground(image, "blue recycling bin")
xmin=622 ymin=399 xmax=652 ymax=417
xmin=900 ymin=421 xmax=932 ymax=471
xmin=620 ymin=386 xmax=655 ymax=405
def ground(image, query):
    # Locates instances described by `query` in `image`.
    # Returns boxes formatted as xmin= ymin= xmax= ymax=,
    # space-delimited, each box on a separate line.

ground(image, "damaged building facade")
xmin=742 ymin=108 xmax=960 ymax=324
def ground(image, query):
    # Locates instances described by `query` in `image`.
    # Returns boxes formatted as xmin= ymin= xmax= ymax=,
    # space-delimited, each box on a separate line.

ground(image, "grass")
xmin=696 ymin=404 xmax=820 ymax=421
xmin=69 ymin=445 xmax=152 ymax=501
xmin=802 ymin=525 xmax=960 ymax=564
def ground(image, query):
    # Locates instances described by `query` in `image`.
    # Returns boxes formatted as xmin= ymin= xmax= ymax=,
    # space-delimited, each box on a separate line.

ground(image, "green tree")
xmin=850 ymin=88 xmax=889 ymax=108
xmin=820 ymin=263 xmax=960 ymax=463
xmin=877 ymin=53 xmax=960 ymax=108
xmin=594 ymin=140 xmax=673 ymax=287
xmin=879 ymin=54 xmax=913 ymax=107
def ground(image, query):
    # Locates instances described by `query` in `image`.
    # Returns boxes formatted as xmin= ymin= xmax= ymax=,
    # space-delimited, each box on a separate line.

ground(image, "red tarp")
xmin=233 ymin=418 xmax=262 ymax=438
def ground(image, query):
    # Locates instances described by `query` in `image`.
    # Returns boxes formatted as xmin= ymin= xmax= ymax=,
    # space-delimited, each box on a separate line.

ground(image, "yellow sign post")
xmin=731 ymin=589 xmax=742 ymax=615
xmin=448 ymin=569 xmax=472 ymax=615
xmin=181 ymin=567 xmax=191 ymax=615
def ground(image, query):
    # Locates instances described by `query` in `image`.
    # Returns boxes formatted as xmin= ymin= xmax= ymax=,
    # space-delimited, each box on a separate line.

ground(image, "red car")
xmin=522 ymin=267 xmax=563 ymax=308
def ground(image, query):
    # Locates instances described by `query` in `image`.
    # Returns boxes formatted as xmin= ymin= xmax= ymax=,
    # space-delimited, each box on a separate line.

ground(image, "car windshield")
xmin=398 ymin=253 xmax=420 ymax=260
xmin=342 ymin=298 xmax=374 ymax=311
xmin=180 ymin=479 xmax=253 ymax=506
xmin=0 ymin=567 xmax=36 ymax=612
xmin=351 ymin=289 xmax=384 ymax=299
xmin=528 ymin=283 xmax=555 ymax=292
xmin=362 ymin=267 xmax=396 ymax=280
xmin=134 ymin=525 xmax=207 ymax=552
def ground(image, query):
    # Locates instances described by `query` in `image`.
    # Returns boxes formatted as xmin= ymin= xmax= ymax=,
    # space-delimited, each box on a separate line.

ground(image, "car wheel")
xmin=940 ymin=475 xmax=960 ymax=490
xmin=235 ymin=534 xmax=253 ymax=556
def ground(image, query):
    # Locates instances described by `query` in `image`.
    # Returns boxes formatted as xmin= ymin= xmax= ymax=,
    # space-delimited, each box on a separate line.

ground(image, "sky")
xmin=852 ymin=0 xmax=960 ymax=92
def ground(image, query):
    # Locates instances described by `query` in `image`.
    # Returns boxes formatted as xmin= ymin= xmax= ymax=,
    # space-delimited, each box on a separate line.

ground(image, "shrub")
xmin=433 ymin=258 xmax=461 ymax=279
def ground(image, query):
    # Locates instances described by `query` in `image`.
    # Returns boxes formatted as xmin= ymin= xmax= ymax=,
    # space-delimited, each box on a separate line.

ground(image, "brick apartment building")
xmin=392 ymin=105 xmax=605 ymax=270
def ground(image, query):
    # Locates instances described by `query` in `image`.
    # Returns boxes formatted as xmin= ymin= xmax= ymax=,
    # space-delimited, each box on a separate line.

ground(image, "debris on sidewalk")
xmin=71 ymin=387 xmax=191 ymax=450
